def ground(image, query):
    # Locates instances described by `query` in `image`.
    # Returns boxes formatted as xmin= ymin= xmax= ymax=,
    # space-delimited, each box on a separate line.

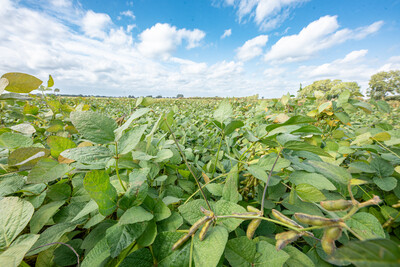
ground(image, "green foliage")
xmin=298 ymin=79 xmax=361 ymax=99
xmin=1 ymin=72 xmax=400 ymax=266
xmin=368 ymin=70 xmax=400 ymax=99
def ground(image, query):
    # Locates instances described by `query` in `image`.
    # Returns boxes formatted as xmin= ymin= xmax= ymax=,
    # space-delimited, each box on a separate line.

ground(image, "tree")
xmin=176 ymin=94 xmax=184 ymax=98
xmin=367 ymin=70 xmax=400 ymax=99
xmin=298 ymin=79 xmax=360 ymax=99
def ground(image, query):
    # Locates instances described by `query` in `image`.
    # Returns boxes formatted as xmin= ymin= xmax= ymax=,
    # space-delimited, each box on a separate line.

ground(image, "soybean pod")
xmin=172 ymin=215 xmax=209 ymax=250
xmin=294 ymin=213 xmax=340 ymax=226
xmin=271 ymin=209 xmax=303 ymax=228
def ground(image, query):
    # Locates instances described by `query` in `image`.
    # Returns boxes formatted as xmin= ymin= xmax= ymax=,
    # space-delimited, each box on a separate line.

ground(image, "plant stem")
xmin=115 ymin=142 xmax=127 ymax=192
xmin=164 ymin=118 xmax=212 ymax=212
xmin=261 ymin=148 xmax=282 ymax=215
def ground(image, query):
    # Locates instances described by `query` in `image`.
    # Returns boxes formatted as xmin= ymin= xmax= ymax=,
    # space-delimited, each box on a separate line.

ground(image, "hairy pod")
xmin=172 ymin=216 xmax=209 ymax=250
xmin=321 ymin=239 xmax=336 ymax=255
xmin=200 ymin=207 xmax=213 ymax=217
xmin=321 ymin=227 xmax=342 ymax=255
xmin=271 ymin=209 xmax=303 ymax=228
xmin=320 ymin=199 xmax=352 ymax=211
xmin=275 ymin=230 xmax=301 ymax=250
xmin=294 ymin=213 xmax=340 ymax=226
xmin=199 ymin=218 xmax=213 ymax=241
xmin=323 ymin=227 xmax=342 ymax=242
xmin=246 ymin=218 xmax=261 ymax=240
xmin=247 ymin=205 xmax=261 ymax=214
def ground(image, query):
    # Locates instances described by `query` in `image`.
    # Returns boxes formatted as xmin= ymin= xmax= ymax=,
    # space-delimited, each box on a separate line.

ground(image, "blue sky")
xmin=1 ymin=0 xmax=399 ymax=97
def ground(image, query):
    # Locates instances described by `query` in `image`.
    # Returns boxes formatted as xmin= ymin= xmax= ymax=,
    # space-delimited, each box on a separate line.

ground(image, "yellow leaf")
xmin=373 ymin=132 xmax=391 ymax=141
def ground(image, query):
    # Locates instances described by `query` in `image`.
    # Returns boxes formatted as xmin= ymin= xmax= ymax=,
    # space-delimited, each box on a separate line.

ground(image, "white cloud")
xmin=82 ymin=10 xmax=112 ymax=39
xmin=223 ymin=0 xmax=308 ymax=30
xmin=264 ymin=16 xmax=384 ymax=63
xmin=236 ymin=35 xmax=268 ymax=61
xmin=137 ymin=23 xmax=205 ymax=58
xmin=221 ymin=29 xmax=232 ymax=39
xmin=50 ymin=0 xmax=72 ymax=7
xmin=120 ymin=10 xmax=136 ymax=20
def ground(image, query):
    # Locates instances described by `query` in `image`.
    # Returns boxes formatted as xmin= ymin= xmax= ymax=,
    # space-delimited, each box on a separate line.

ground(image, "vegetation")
xmin=367 ymin=70 xmax=400 ymax=100
xmin=297 ymin=79 xmax=361 ymax=99
xmin=1 ymin=72 xmax=400 ymax=267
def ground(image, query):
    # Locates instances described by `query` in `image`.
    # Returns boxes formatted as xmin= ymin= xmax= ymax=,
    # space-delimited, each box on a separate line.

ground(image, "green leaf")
xmin=215 ymin=200 xmax=246 ymax=232
xmin=155 ymin=149 xmax=174 ymax=162
xmin=224 ymin=120 xmax=244 ymax=136
xmin=157 ymin=212 xmax=183 ymax=232
xmin=214 ymin=99 xmax=232 ymax=124
xmin=334 ymin=239 xmax=400 ymax=267
xmin=84 ymin=170 xmax=117 ymax=216
xmin=222 ymin=165 xmax=241 ymax=203
xmin=1 ymin=72 xmax=42 ymax=93
xmin=0 ymin=132 xmax=33 ymax=149
xmin=53 ymin=239 xmax=82 ymax=266
xmin=289 ymin=171 xmax=336 ymax=190
xmin=373 ymin=176 xmax=397 ymax=191
xmin=225 ymin=236 xmax=256 ymax=267
xmin=0 ymin=173 xmax=25 ymax=197
xmin=119 ymin=206 xmax=154 ymax=225
xmin=0 ymin=234 xmax=39 ymax=267
xmin=8 ymin=147 xmax=50 ymax=170
xmin=266 ymin=115 xmax=315 ymax=132
xmin=118 ymin=169 xmax=149 ymax=209
xmin=137 ymin=220 xmax=157 ymax=247
xmin=160 ymin=110 xmax=175 ymax=132
xmin=152 ymin=199 xmax=172 ymax=221
xmin=119 ymin=248 xmax=153 ymax=267
xmin=70 ymin=111 xmax=117 ymax=144
xmin=114 ymin=108 xmax=150 ymax=141
xmin=118 ymin=125 xmax=147 ymax=154
xmin=27 ymin=158 xmax=72 ymax=184
xmin=193 ymin=226 xmax=228 ymax=267
xmin=334 ymin=112 xmax=350 ymax=124
xmin=153 ymin=232 xmax=191 ymax=267
xmin=346 ymin=212 xmax=385 ymax=239
xmin=80 ymin=237 xmax=110 ymax=267
xmin=0 ymin=197 xmax=34 ymax=249
xmin=296 ymin=184 xmax=326 ymax=202
xmin=30 ymin=201 xmax=65 ymax=234
xmin=291 ymin=125 xmax=322 ymax=135
xmin=253 ymin=240 xmax=289 ymax=267
xmin=307 ymin=160 xmax=351 ymax=185
xmin=284 ymin=140 xmax=332 ymax=157
xmin=26 ymin=222 xmax=76 ymax=256
xmin=371 ymin=157 xmax=394 ymax=177
xmin=283 ymin=246 xmax=315 ymax=267
xmin=247 ymin=165 xmax=279 ymax=185
xmin=106 ymin=223 xmax=148 ymax=258
xmin=375 ymin=100 xmax=391 ymax=113
xmin=60 ymin=146 xmax=112 ymax=165
xmin=47 ymin=136 xmax=76 ymax=158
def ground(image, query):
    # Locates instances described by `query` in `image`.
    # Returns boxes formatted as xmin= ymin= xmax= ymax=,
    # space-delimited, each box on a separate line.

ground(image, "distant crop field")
xmin=1 ymin=73 xmax=400 ymax=266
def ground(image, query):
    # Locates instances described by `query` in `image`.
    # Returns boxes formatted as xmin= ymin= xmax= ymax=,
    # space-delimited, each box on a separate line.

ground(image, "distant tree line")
xmin=297 ymin=70 xmax=400 ymax=100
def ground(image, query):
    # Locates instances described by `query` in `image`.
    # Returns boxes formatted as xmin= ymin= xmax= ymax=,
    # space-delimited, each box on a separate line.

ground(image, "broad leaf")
xmin=284 ymin=140 xmax=332 ymax=157
xmin=27 ymin=158 xmax=72 ymax=184
xmin=0 ymin=197 xmax=34 ymax=249
xmin=60 ymin=146 xmax=112 ymax=165
xmin=334 ymin=239 xmax=400 ymax=267
xmin=193 ymin=226 xmax=228 ymax=267
xmin=70 ymin=111 xmax=117 ymax=144
xmin=225 ymin=236 xmax=256 ymax=267
xmin=1 ymin=72 xmax=42 ymax=93
xmin=84 ymin=170 xmax=117 ymax=216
